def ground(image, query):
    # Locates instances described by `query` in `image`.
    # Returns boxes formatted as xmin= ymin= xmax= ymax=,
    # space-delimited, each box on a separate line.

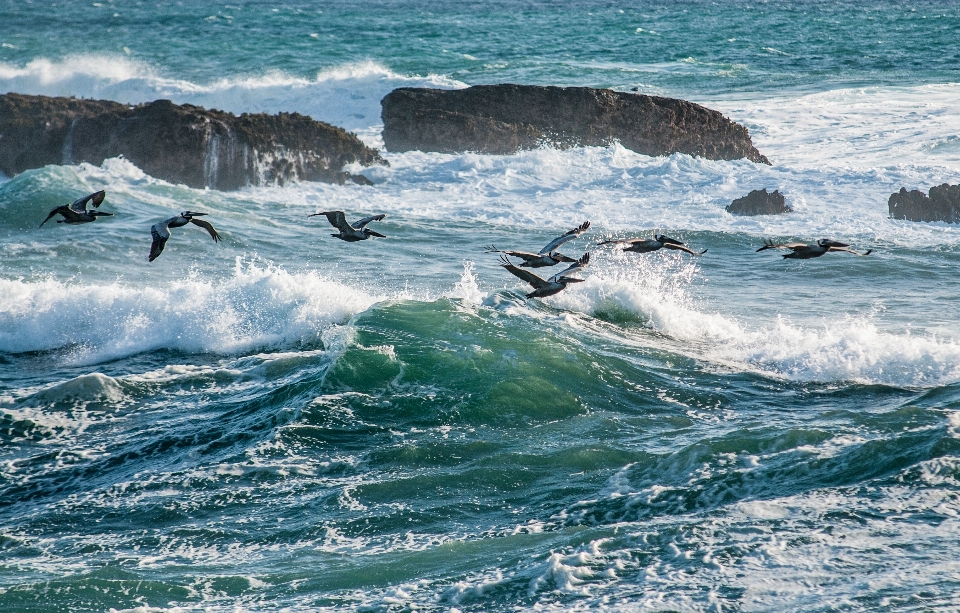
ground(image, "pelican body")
xmin=486 ymin=221 xmax=591 ymax=268
xmin=310 ymin=210 xmax=386 ymax=241
xmin=757 ymin=239 xmax=872 ymax=259
xmin=40 ymin=190 xmax=111 ymax=227
xmin=599 ymin=234 xmax=706 ymax=256
xmin=500 ymin=252 xmax=590 ymax=298
xmin=149 ymin=211 xmax=222 ymax=262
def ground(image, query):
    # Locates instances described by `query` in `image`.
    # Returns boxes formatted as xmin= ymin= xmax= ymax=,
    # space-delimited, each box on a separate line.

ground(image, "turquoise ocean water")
xmin=2 ymin=1 xmax=960 ymax=611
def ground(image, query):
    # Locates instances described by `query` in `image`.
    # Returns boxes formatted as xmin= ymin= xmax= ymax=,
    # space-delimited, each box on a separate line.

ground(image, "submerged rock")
xmin=0 ymin=93 xmax=385 ymax=190
xmin=726 ymin=188 xmax=792 ymax=216
xmin=381 ymin=84 xmax=770 ymax=163
xmin=888 ymin=184 xmax=960 ymax=223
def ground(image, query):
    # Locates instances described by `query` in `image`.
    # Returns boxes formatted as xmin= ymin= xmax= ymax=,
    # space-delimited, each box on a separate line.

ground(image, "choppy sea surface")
xmin=2 ymin=1 xmax=960 ymax=611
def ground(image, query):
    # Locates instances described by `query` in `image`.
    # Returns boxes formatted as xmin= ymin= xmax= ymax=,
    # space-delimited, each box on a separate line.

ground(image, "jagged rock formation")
xmin=0 ymin=93 xmax=385 ymax=190
xmin=726 ymin=188 xmax=791 ymax=216
xmin=381 ymin=84 xmax=770 ymax=163
xmin=888 ymin=184 xmax=960 ymax=223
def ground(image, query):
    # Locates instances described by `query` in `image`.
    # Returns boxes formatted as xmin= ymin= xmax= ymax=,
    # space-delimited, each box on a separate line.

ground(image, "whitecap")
xmin=0 ymin=261 xmax=379 ymax=364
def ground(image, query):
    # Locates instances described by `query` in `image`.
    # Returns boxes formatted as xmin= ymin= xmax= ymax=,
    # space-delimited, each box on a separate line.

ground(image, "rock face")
xmin=888 ymin=184 xmax=960 ymax=223
xmin=0 ymin=93 xmax=385 ymax=190
xmin=381 ymin=84 xmax=770 ymax=163
xmin=726 ymin=188 xmax=791 ymax=216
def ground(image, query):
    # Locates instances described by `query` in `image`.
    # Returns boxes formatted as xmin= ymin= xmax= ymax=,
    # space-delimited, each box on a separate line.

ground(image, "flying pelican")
xmin=756 ymin=239 xmax=872 ymax=259
xmin=598 ymin=234 xmax=706 ymax=256
xmin=39 ymin=190 xmax=111 ymax=227
xmin=499 ymin=252 xmax=590 ymax=298
xmin=149 ymin=211 xmax=222 ymax=262
xmin=486 ymin=221 xmax=591 ymax=268
xmin=309 ymin=210 xmax=386 ymax=241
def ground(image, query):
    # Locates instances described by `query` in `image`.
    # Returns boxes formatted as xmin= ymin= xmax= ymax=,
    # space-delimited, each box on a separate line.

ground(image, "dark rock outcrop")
xmin=888 ymin=184 xmax=960 ymax=223
xmin=381 ymin=84 xmax=770 ymax=163
xmin=726 ymin=188 xmax=791 ymax=216
xmin=0 ymin=93 xmax=385 ymax=190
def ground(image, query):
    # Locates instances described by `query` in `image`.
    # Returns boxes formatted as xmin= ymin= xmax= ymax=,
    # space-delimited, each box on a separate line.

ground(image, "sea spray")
xmin=0 ymin=260 xmax=378 ymax=362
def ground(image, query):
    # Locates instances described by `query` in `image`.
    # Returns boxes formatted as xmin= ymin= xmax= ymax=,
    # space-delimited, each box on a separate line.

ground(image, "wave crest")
xmin=555 ymin=254 xmax=960 ymax=387
xmin=0 ymin=261 xmax=379 ymax=364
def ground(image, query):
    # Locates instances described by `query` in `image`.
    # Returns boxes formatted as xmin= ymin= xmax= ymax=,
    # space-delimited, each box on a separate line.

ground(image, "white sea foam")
xmin=0 ymin=55 xmax=464 ymax=134
xmin=0 ymin=261 xmax=378 ymax=364
xmin=446 ymin=261 xmax=485 ymax=304
xmin=707 ymin=82 xmax=960 ymax=170
xmin=338 ymin=142 xmax=960 ymax=247
xmin=31 ymin=372 xmax=126 ymax=404
xmin=551 ymin=253 xmax=960 ymax=387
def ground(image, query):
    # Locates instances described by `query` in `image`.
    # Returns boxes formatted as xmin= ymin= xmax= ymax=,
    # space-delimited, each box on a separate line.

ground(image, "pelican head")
xmin=181 ymin=211 xmax=207 ymax=218
xmin=91 ymin=211 xmax=114 ymax=218
xmin=656 ymin=235 xmax=684 ymax=246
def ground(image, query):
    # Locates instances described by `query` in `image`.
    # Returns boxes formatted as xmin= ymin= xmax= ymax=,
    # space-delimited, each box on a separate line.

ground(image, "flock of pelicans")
xmin=41 ymin=190 xmax=874 ymax=298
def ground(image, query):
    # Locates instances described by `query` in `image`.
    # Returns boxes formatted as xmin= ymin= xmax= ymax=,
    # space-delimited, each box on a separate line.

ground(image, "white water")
xmin=0 ymin=262 xmax=378 ymax=364
xmin=2 ymin=57 xmax=960 ymax=386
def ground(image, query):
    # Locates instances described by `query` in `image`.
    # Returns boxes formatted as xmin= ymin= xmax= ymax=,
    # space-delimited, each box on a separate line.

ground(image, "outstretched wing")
xmin=549 ymin=252 xmax=590 ymax=282
xmin=486 ymin=246 xmax=543 ymax=262
xmin=69 ymin=190 xmax=106 ymax=213
xmin=351 ymin=213 xmax=385 ymax=229
xmin=39 ymin=205 xmax=68 ymax=227
xmin=664 ymin=243 xmax=707 ymax=255
xmin=499 ymin=255 xmax=548 ymax=289
xmin=189 ymin=217 xmax=223 ymax=242
xmin=149 ymin=220 xmax=172 ymax=262
xmin=827 ymin=246 xmax=873 ymax=256
xmin=539 ymin=221 xmax=591 ymax=254
xmin=597 ymin=238 xmax=642 ymax=246
xmin=310 ymin=210 xmax=352 ymax=233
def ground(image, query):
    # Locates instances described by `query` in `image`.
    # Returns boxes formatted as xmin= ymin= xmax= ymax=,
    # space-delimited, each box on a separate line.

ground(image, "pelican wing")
xmin=189 ymin=217 xmax=223 ymax=242
xmin=149 ymin=219 xmax=173 ymax=262
xmin=662 ymin=242 xmax=707 ymax=256
xmin=351 ymin=213 xmax=385 ymax=229
xmin=549 ymin=252 xmax=590 ymax=282
xmin=598 ymin=237 xmax=642 ymax=246
xmin=486 ymin=247 xmax=544 ymax=262
xmin=827 ymin=246 xmax=873 ymax=256
xmin=538 ymin=221 xmax=591 ymax=254
xmin=499 ymin=255 xmax=549 ymax=289
xmin=68 ymin=190 xmax=105 ymax=213
xmin=310 ymin=210 xmax=352 ymax=232
xmin=39 ymin=205 xmax=68 ymax=227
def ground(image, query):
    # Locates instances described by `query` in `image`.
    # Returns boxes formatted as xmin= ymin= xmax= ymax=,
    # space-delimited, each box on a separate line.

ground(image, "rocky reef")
xmin=726 ymin=188 xmax=791 ymax=216
xmin=0 ymin=93 xmax=384 ymax=190
xmin=888 ymin=184 xmax=960 ymax=223
xmin=381 ymin=84 xmax=770 ymax=163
